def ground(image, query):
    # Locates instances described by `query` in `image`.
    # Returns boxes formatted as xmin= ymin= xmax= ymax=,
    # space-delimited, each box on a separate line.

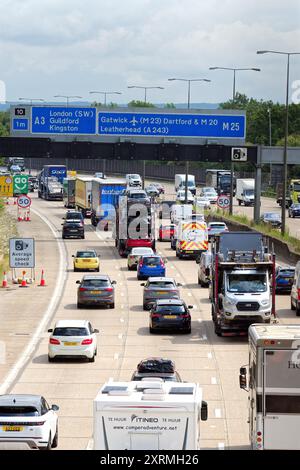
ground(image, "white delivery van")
xmin=170 ymin=204 xmax=193 ymax=224
xmin=240 ymin=324 xmax=300 ymax=450
xmin=236 ymin=179 xmax=255 ymax=206
xmin=93 ymin=380 xmax=207 ymax=450
xmin=176 ymin=218 xmax=208 ymax=259
xmin=175 ymin=174 xmax=196 ymax=195
xmin=126 ymin=174 xmax=142 ymax=188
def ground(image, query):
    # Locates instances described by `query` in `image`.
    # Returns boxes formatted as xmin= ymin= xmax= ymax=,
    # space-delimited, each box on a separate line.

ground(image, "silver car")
xmin=76 ymin=274 xmax=116 ymax=309
xmin=127 ymin=247 xmax=154 ymax=270
xmin=141 ymin=277 xmax=182 ymax=310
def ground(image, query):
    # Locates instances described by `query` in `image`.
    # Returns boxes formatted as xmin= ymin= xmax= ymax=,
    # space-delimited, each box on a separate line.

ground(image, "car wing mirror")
xmin=76 ymin=280 xmax=81 ymax=284
xmin=201 ymin=401 xmax=208 ymax=421
xmin=177 ymin=282 xmax=182 ymax=287
xmin=188 ymin=305 xmax=193 ymax=309
xmin=111 ymin=281 xmax=117 ymax=285
xmin=47 ymin=329 xmax=53 ymax=333
xmin=239 ymin=367 xmax=248 ymax=391
xmin=140 ymin=283 xmax=145 ymax=286
xmin=93 ymin=329 xmax=100 ymax=334
xmin=72 ymin=255 xmax=75 ymax=258
xmin=51 ymin=404 xmax=59 ymax=412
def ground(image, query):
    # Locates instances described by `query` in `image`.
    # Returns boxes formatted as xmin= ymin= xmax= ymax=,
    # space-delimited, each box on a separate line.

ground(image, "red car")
xmin=158 ymin=224 xmax=175 ymax=241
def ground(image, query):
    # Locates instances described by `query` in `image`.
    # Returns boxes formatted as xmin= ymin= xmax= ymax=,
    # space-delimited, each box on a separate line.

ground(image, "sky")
xmin=0 ymin=0 xmax=300 ymax=105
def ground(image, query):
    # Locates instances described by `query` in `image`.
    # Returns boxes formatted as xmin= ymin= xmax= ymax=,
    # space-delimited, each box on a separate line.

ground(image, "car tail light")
xmin=49 ymin=338 xmax=60 ymax=345
xmin=139 ymin=260 xmax=143 ymax=267
xmin=79 ymin=287 xmax=87 ymax=292
xmin=297 ymin=288 xmax=300 ymax=301
xmin=208 ymin=228 xmax=211 ymax=231
xmin=81 ymin=338 xmax=93 ymax=345
xmin=105 ymin=287 xmax=113 ymax=292
xmin=151 ymin=314 xmax=161 ymax=318
xmin=181 ymin=314 xmax=190 ymax=318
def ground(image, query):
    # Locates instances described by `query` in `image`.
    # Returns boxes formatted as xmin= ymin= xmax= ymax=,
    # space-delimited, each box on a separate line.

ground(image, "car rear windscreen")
xmin=0 ymin=407 xmax=39 ymax=416
xmin=149 ymin=281 xmax=175 ymax=288
xmin=156 ymin=305 xmax=185 ymax=314
xmin=76 ymin=252 xmax=96 ymax=258
xmin=143 ymin=257 xmax=161 ymax=265
xmin=82 ymin=279 xmax=110 ymax=287
xmin=53 ymin=327 xmax=89 ymax=336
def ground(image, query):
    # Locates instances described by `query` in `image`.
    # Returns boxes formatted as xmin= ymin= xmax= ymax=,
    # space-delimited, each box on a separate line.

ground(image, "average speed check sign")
xmin=17 ymin=195 xmax=31 ymax=208
xmin=217 ymin=194 xmax=230 ymax=209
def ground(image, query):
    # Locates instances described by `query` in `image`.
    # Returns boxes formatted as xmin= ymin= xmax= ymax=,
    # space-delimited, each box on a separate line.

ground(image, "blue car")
xmin=137 ymin=255 xmax=166 ymax=280
xmin=275 ymin=266 xmax=295 ymax=293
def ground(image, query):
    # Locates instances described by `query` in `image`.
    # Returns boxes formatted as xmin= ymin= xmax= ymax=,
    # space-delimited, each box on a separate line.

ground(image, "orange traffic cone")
xmin=19 ymin=271 xmax=28 ymax=288
xmin=1 ymin=272 xmax=8 ymax=288
xmin=39 ymin=269 xmax=46 ymax=287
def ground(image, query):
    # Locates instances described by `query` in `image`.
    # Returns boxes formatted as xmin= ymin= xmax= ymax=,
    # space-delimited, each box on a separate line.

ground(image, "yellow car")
xmin=73 ymin=250 xmax=100 ymax=272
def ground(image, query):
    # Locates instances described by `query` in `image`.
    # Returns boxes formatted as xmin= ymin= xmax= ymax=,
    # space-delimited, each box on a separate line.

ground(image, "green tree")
xmin=0 ymin=111 xmax=10 ymax=136
xmin=276 ymin=133 xmax=300 ymax=146
xmin=164 ymin=103 xmax=176 ymax=109
xmin=128 ymin=100 xmax=155 ymax=108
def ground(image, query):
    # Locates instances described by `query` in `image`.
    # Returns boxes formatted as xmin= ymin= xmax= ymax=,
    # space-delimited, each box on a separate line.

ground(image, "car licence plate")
xmin=164 ymin=315 xmax=177 ymax=319
xmin=2 ymin=426 xmax=24 ymax=432
xmin=63 ymin=342 xmax=79 ymax=346
xmin=90 ymin=290 xmax=100 ymax=294
xmin=185 ymin=250 xmax=193 ymax=253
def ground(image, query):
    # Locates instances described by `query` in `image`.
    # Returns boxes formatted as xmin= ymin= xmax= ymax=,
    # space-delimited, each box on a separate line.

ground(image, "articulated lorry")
xmin=210 ymin=232 xmax=275 ymax=337
xmin=240 ymin=324 xmax=300 ymax=450
xmin=205 ymin=169 xmax=234 ymax=196
xmin=93 ymin=381 xmax=208 ymax=450
xmin=115 ymin=195 xmax=155 ymax=257
xmin=38 ymin=165 xmax=66 ymax=200
xmin=75 ymin=176 xmax=93 ymax=217
xmin=91 ymin=178 xmax=126 ymax=228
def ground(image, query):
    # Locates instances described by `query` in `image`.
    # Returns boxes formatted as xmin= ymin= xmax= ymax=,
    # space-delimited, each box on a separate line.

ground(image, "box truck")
xmin=63 ymin=177 xmax=76 ymax=208
xmin=175 ymin=174 xmax=196 ymax=195
xmin=93 ymin=381 xmax=207 ymax=450
xmin=236 ymin=179 xmax=255 ymax=206
xmin=75 ymin=176 xmax=93 ymax=217
xmin=91 ymin=178 xmax=126 ymax=227
xmin=205 ymin=169 xmax=234 ymax=196
xmin=240 ymin=324 xmax=300 ymax=450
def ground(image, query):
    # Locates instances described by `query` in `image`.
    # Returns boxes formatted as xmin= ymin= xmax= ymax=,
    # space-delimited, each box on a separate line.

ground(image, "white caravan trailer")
xmin=93 ymin=380 xmax=207 ymax=450
xmin=240 ymin=324 xmax=300 ymax=450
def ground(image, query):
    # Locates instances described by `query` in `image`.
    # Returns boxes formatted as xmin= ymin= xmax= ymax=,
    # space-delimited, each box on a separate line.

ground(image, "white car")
xmin=48 ymin=320 xmax=99 ymax=362
xmin=176 ymin=189 xmax=194 ymax=204
xmin=194 ymin=196 xmax=211 ymax=210
xmin=200 ymin=187 xmax=218 ymax=204
xmin=127 ymin=247 xmax=154 ymax=270
xmin=0 ymin=394 xmax=59 ymax=450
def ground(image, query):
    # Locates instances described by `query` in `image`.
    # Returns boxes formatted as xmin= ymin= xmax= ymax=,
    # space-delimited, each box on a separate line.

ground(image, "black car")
xmin=64 ymin=210 xmax=84 ymax=224
xmin=131 ymin=357 xmax=182 ymax=382
xmin=288 ymin=203 xmax=300 ymax=218
xmin=62 ymin=220 xmax=85 ymax=239
xmin=260 ymin=212 xmax=282 ymax=228
xmin=28 ymin=176 xmax=38 ymax=192
xmin=149 ymin=299 xmax=192 ymax=334
xmin=275 ymin=266 xmax=295 ymax=293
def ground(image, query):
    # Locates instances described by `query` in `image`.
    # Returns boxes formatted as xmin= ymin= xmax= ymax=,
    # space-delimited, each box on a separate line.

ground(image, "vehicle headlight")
xmin=224 ymin=297 xmax=237 ymax=306
xmin=261 ymin=299 xmax=270 ymax=306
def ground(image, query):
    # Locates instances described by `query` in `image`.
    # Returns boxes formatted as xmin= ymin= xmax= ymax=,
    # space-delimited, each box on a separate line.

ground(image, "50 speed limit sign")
xmin=217 ymin=195 xmax=230 ymax=209
xmin=17 ymin=195 xmax=31 ymax=208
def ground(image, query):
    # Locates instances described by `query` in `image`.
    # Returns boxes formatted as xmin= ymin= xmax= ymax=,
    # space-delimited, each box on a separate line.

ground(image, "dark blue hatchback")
xmin=149 ymin=299 xmax=192 ymax=334
xmin=275 ymin=266 xmax=295 ymax=293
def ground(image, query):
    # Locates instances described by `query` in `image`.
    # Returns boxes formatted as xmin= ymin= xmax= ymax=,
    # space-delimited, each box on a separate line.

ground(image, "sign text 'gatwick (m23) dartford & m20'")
xmin=14 ymin=107 xmax=246 ymax=139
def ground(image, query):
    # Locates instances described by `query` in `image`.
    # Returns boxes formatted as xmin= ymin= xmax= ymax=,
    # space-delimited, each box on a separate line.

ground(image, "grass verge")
xmin=0 ymin=202 xmax=18 ymax=280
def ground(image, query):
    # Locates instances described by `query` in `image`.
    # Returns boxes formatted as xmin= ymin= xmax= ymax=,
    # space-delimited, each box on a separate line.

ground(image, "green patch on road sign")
xmin=13 ymin=174 xmax=28 ymax=195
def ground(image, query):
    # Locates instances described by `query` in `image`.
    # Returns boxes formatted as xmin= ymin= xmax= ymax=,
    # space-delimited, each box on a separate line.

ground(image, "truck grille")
xmin=236 ymin=301 xmax=260 ymax=311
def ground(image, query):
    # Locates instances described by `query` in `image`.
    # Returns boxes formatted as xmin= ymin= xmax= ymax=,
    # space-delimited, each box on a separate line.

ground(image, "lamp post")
xmin=168 ymin=78 xmax=211 ymax=203
xmin=257 ymin=50 xmax=300 ymax=235
xmin=267 ymin=107 xmax=272 ymax=185
xmin=53 ymin=95 xmax=82 ymax=106
xmin=127 ymin=85 xmax=164 ymax=188
xmin=209 ymin=67 xmax=261 ymax=214
xmin=89 ymin=90 xmax=122 ymax=106
xmin=19 ymin=98 xmax=45 ymax=105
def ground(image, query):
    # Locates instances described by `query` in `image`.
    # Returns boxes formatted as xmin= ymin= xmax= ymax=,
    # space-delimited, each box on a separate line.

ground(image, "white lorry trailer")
xmin=236 ymin=179 xmax=255 ymax=206
xmin=93 ymin=380 xmax=207 ymax=450
xmin=240 ymin=324 xmax=300 ymax=450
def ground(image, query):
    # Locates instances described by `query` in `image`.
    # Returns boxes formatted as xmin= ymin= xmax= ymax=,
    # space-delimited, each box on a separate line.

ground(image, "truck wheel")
xmin=214 ymin=323 xmax=222 ymax=337
xmin=198 ymin=276 xmax=201 ymax=285
xmin=291 ymin=299 xmax=296 ymax=310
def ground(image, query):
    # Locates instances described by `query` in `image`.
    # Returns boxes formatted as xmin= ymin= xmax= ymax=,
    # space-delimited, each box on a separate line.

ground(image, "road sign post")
xmin=217 ymin=195 xmax=230 ymax=210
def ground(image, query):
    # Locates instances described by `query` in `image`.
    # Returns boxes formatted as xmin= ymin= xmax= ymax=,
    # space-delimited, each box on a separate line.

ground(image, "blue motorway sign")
xmin=13 ymin=118 xmax=29 ymax=131
xmin=98 ymin=111 xmax=245 ymax=139
xmin=31 ymin=107 xmax=96 ymax=134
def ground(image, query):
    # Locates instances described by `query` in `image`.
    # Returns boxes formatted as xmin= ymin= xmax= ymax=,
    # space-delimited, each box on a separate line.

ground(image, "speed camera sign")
xmin=217 ymin=195 xmax=230 ymax=209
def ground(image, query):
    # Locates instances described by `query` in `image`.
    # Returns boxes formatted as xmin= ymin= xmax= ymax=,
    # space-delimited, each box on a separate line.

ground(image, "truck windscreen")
xmin=227 ymin=274 xmax=267 ymax=293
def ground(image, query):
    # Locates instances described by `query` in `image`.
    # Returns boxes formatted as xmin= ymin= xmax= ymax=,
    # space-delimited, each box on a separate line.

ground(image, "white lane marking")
xmin=114 ymin=353 xmax=119 ymax=360
xmin=121 ymin=292 xmax=125 ymax=297
xmin=120 ymin=282 xmax=123 ymax=286
xmin=0 ymin=207 xmax=67 ymax=395
xmin=215 ymin=409 xmax=222 ymax=418
xmin=188 ymin=292 xmax=192 ymax=297
xmin=218 ymin=442 xmax=225 ymax=450
xmin=118 ymin=273 xmax=121 ymax=277
xmin=211 ymin=377 xmax=217 ymax=384
xmin=108 ymin=377 xmax=114 ymax=382
xmin=207 ymin=352 xmax=213 ymax=359
xmin=121 ymin=305 xmax=124 ymax=309
xmin=197 ymin=318 xmax=202 ymax=323
xmin=115 ymin=266 xmax=119 ymax=269
xmin=193 ymin=305 xmax=198 ymax=310
xmin=118 ymin=333 xmax=123 ymax=340
xmin=86 ymin=439 xmax=94 ymax=450
xmin=120 ymin=318 xmax=124 ymax=323
xmin=202 ymin=334 xmax=207 ymax=340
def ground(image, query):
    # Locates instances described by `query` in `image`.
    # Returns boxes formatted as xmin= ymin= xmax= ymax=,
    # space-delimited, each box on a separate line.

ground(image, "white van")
xmin=93 ymin=381 xmax=207 ymax=450
xmin=175 ymin=174 xmax=196 ymax=195
xmin=170 ymin=204 xmax=192 ymax=224
xmin=126 ymin=174 xmax=142 ymax=188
